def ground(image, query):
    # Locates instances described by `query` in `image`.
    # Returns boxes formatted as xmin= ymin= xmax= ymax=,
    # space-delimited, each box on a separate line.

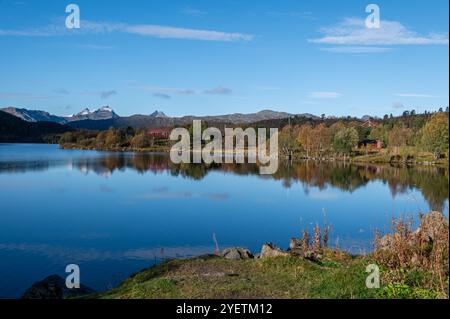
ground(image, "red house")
xmin=146 ymin=128 xmax=172 ymax=139
xmin=358 ymin=139 xmax=383 ymax=149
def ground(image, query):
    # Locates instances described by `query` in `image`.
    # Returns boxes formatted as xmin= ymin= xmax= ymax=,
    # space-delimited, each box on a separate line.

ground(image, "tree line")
xmin=59 ymin=109 xmax=449 ymax=162
xmin=277 ymin=110 xmax=449 ymax=161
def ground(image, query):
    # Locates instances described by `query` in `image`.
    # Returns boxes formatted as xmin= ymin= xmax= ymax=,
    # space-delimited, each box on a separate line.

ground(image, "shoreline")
xmin=59 ymin=143 xmax=449 ymax=166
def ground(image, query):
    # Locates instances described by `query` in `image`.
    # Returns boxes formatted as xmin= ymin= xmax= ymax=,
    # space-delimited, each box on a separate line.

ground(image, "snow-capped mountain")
xmin=0 ymin=107 xmax=67 ymax=124
xmin=65 ymin=106 xmax=119 ymax=122
xmin=1 ymin=106 xmax=119 ymax=123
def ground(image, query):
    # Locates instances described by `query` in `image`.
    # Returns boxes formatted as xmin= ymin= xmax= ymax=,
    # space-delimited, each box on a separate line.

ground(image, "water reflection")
xmin=1 ymin=151 xmax=448 ymax=212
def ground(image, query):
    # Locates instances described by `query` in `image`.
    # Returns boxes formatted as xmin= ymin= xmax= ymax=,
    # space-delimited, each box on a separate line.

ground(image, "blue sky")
xmin=0 ymin=0 xmax=448 ymax=117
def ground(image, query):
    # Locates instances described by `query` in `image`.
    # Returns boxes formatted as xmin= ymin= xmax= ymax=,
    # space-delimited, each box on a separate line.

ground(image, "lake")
xmin=0 ymin=143 xmax=448 ymax=298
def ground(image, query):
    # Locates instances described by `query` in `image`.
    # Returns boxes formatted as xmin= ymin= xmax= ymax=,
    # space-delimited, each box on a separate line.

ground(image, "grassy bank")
xmin=93 ymin=250 xmax=445 ymax=299
xmin=96 ymin=251 xmax=376 ymax=299
xmin=60 ymin=143 xmax=170 ymax=153
xmin=91 ymin=212 xmax=448 ymax=300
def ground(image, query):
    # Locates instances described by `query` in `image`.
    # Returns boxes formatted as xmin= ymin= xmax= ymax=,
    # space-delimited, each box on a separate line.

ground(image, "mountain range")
xmin=1 ymin=106 xmax=119 ymax=124
xmin=1 ymin=106 xmax=319 ymax=130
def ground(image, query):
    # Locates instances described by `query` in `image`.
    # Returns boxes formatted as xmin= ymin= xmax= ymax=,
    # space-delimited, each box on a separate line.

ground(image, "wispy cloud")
xmin=255 ymin=86 xmax=281 ymax=91
xmin=74 ymin=43 xmax=115 ymax=50
xmin=309 ymin=91 xmax=342 ymax=99
xmin=392 ymin=102 xmax=405 ymax=109
xmin=153 ymin=93 xmax=171 ymax=99
xmin=52 ymin=88 xmax=69 ymax=95
xmin=320 ymin=46 xmax=392 ymax=53
xmin=204 ymin=86 xmax=233 ymax=95
xmin=394 ymin=93 xmax=439 ymax=98
xmin=81 ymin=90 xmax=118 ymax=99
xmin=181 ymin=7 xmax=207 ymax=17
xmin=142 ymin=86 xmax=195 ymax=97
xmin=142 ymin=85 xmax=234 ymax=98
xmin=267 ymin=11 xmax=314 ymax=20
xmin=0 ymin=20 xmax=253 ymax=42
xmin=0 ymin=92 xmax=56 ymax=99
xmin=310 ymin=18 xmax=449 ymax=53
xmin=311 ymin=18 xmax=449 ymax=45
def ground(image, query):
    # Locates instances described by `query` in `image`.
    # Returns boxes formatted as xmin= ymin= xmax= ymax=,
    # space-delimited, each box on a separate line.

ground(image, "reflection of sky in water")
xmin=0 ymin=144 xmax=448 ymax=298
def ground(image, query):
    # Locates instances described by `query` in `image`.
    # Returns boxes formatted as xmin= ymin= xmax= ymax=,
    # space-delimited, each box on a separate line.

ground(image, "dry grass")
xmin=374 ymin=212 xmax=449 ymax=296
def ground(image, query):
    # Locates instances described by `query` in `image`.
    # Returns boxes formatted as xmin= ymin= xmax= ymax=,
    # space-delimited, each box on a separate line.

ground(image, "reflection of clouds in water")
xmin=0 ymin=243 xmax=214 ymax=263
xmin=139 ymin=188 xmax=229 ymax=201
xmin=99 ymin=184 xmax=115 ymax=193
xmin=205 ymin=193 xmax=229 ymax=201
xmin=308 ymin=191 xmax=338 ymax=200
xmin=142 ymin=191 xmax=193 ymax=200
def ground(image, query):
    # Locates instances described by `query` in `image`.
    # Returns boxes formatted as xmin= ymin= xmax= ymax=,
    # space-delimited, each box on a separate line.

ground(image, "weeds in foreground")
xmin=374 ymin=212 xmax=449 ymax=297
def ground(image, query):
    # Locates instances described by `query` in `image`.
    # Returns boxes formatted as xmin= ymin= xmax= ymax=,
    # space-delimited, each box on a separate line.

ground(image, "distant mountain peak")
xmin=100 ymin=106 xmax=113 ymax=112
xmin=150 ymin=110 xmax=167 ymax=118
xmin=76 ymin=108 xmax=92 ymax=116
xmin=68 ymin=106 xmax=118 ymax=121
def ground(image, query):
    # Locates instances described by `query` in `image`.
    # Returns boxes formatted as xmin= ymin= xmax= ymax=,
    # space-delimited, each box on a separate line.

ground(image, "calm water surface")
xmin=0 ymin=143 xmax=448 ymax=298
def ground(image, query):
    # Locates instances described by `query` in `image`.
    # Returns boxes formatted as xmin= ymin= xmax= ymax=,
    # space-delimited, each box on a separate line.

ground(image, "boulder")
xmin=22 ymin=275 xmax=95 ymax=299
xmin=260 ymin=243 xmax=289 ymax=258
xmin=221 ymin=247 xmax=253 ymax=260
xmin=288 ymin=238 xmax=304 ymax=256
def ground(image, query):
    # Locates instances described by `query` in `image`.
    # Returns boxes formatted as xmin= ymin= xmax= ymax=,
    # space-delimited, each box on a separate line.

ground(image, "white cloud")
xmin=0 ymin=20 xmax=253 ymax=42
xmin=141 ymin=86 xmax=196 ymax=97
xmin=181 ymin=7 xmax=207 ymax=17
xmin=309 ymin=91 xmax=342 ymax=99
xmin=204 ymin=87 xmax=233 ymax=95
xmin=81 ymin=90 xmax=118 ymax=99
xmin=310 ymin=18 xmax=449 ymax=50
xmin=394 ymin=93 xmax=439 ymax=98
xmin=320 ymin=46 xmax=392 ymax=53
xmin=392 ymin=102 xmax=405 ymax=109
xmin=0 ymin=92 xmax=56 ymax=99
xmin=267 ymin=11 xmax=314 ymax=20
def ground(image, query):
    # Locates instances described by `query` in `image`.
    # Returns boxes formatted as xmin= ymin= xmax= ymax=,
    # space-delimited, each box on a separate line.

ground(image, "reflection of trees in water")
xmin=1 ymin=152 xmax=448 ymax=211
xmin=0 ymin=161 xmax=51 ymax=174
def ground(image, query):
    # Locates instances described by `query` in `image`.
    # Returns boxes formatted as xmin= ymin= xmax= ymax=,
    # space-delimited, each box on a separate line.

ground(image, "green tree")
xmin=332 ymin=127 xmax=359 ymax=158
xmin=369 ymin=125 xmax=389 ymax=146
xmin=420 ymin=113 xmax=449 ymax=159
xmin=59 ymin=132 xmax=76 ymax=144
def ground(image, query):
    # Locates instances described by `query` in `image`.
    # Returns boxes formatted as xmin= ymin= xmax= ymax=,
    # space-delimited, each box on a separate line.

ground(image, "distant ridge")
xmin=1 ymin=106 xmax=320 ymax=130
xmin=0 ymin=110 xmax=72 ymax=142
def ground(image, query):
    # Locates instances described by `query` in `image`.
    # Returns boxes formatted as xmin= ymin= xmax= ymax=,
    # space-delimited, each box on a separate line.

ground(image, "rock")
xmin=288 ymin=238 xmax=304 ymax=256
xmin=377 ymin=212 xmax=448 ymax=252
xmin=304 ymin=251 xmax=322 ymax=262
xmin=260 ymin=243 xmax=289 ymax=258
xmin=289 ymin=238 xmax=301 ymax=250
xmin=221 ymin=247 xmax=253 ymax=260
xmin=22 ymin=275 xmax=95 ymax=299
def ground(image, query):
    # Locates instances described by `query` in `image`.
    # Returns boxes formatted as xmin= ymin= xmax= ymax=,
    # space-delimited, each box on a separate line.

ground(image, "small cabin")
xmin=358 ymin=139 xmax=383 ymax=149
xmin=146 ymin=128 xmax=172 ymax=139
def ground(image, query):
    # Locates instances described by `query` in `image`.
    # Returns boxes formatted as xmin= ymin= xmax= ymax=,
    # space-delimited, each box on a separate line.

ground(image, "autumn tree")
xmin=298 ymin=124 xmax=313 ymax=158
xmin=388 ymin=125 xmax=412 ymax=155
xmin=420 ymin=112 xmax=449 ymax=159
xmin=131 ymin=131 xmax=153 ymax=149
xmin=311 ymin=123 xmax=332 ymax=157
